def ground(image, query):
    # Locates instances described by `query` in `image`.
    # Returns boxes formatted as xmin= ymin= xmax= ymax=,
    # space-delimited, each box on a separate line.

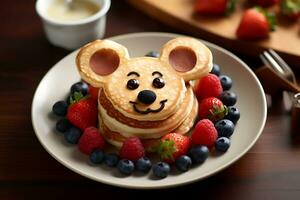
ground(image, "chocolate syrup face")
xmin=129 ymin=99 xmax=168 ymax=114
xmin=127 ymin=79 xmax=139 ymax=90
xmin=127 ymin=70 xmax=167 ymax=114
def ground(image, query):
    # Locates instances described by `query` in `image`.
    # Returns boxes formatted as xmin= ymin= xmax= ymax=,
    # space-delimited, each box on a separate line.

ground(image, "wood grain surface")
xmin=128 ymin=0 xmax=300 ymax=67
xmin=0 ymin=0 xmax=300 ymax=199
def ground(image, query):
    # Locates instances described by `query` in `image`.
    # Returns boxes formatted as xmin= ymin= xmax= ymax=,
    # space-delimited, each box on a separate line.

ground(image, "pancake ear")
xmin=76 ymin=39 xmax=129 ymax=87
xmin=160 ymin=37 xmax=213 ymax=82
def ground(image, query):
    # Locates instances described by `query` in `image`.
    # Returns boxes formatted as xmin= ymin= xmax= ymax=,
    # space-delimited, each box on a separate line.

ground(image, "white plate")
xmin=31 ymin=32 xmax=267 ymax=189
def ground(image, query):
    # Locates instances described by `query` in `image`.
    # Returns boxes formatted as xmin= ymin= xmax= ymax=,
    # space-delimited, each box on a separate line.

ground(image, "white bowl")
xmin=36 ymin=0 xmax=111 ymax=50
xmin=31 ymin=32 xmax=267 ymax=189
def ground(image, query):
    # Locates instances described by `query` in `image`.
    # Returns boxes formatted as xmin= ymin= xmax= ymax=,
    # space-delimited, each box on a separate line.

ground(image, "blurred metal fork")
xmin=260 ymin=49 xmax=297 ymax=85
xmin=259 ymin=49 xmax=300 ymax=110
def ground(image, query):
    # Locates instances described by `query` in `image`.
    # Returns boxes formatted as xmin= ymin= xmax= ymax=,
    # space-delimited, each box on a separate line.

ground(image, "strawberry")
xmin=195 ymin=74 xmax=223 ymax=100
xmin=119 ymin=137 xmax=145 ymax=162
xmin=199 ymin=97 xmax=228 ymax=122
xmin=88 ymin=85 xmax=100 ymax=101
xmin=280 ymin=0 xmax=300 ymax=20
xmin=236 ymin=7 xmax=276 ymax=40
xmin=191 ymin=119 xmax=218 ymax=148
xmin=78 ymin=127 xmax=105 ymax=155
xmin=67 ymin=92 xmax=98 ymax=131
xmin=153 ymin=133 xmax=191 ymax=163
xmin=195 ymin=0 xmax=236 ymax=15
xmin=249 ymin=0 xmax=279 ymax=7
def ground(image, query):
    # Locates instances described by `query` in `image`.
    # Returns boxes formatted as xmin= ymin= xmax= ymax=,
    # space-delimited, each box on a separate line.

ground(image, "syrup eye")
xmin=127 ymin=79 xmax=139 ymax=90
xmin=152 ymin=77 xmax=165 ymax=88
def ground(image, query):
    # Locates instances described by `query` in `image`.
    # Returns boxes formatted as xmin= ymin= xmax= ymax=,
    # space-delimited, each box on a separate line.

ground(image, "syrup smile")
xmin=129 ymin=99 xmax=168 ymax=114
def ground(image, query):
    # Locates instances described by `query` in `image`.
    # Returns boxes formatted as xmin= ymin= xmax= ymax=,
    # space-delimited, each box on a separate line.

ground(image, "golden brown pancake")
xmin=76 ymin=37 xmax=213 ymax=147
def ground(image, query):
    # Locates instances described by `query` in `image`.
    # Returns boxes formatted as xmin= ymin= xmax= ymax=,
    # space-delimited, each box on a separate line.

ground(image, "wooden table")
xmin=1 ymin=0 xmax=299 ymax=199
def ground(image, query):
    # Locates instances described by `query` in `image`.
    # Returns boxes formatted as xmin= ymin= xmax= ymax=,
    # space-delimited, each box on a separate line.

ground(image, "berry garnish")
xmin=136 ymin=157 xmax=152 ymax=173
xmin=236 ymin=7 xmax=276 ymax=40
xmin=188 ymin=146 xmax=209 ymax=164
xmin=195 ymin=0 xmax=236 ymax=15
xmin=52 ymin=100 xmax=68 ymax=116
xmin=90 ymin=150 xmax=105 ymax=164
xmin=215 ymin=137 xmax=231 ymax=152
xmin=215 ymin=119 xmax=235 ymax=138
xmin=219 ymin=75 xmax=233 ymax=91
xmin=195 ymin=74 xmax=223 ymax=100
xmin=56 ymin=118 xmax=72 ymax=133
xmin=117 ymin=159 xmax=135 ymax=175
xmin=219 ymin=91 xmax=237 ymax=106
xmin=70 ymin=82 xmax=89 ymax=96
xmin=152 ymin=162 xmax=171 ymax=178
xmin=104 ymin=153 xmax=119 ymax=167
xmin=199 ymin=97 xmax=228 ymax=122
xmin=78 ymin=127 xmax=105 ymax=155
xmin=153 ymin=133 xmax=190 ymax=163
xmin=64 ymin=126 xmax=82 ymax=144
xmin=210 ymin=63 xmax=221 ymax=76
xmin=119 ymin=137 xmax=145 ymax=162
xmin=191 ymin=119 xmax=218 ymax=148
xmin=225 ymin=106 xmax=240 ymax=124
xmin=175 ymin=155 xmax=192 ymax=172
xmin=67 ymin=92 xmax=98 ymax=131
xmin=280 ymin=0 xmax=300 ymax=20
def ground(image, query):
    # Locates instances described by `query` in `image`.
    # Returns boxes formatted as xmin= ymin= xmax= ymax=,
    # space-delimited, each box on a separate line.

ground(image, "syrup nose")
xmin=137 ymin=90 xmax=156 ymax=105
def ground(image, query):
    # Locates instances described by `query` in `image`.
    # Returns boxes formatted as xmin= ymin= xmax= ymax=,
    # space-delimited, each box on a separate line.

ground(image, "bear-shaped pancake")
xmin=76 ymin=37 xmax=212 ymax=147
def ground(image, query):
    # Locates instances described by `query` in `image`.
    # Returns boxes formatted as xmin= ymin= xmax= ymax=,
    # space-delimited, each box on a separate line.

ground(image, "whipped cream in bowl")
xmin=36 ymin=0 xmax=111 ymax=50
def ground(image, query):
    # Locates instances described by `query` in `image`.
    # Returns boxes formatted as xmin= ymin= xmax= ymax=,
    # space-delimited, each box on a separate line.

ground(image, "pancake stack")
xmin=98 ymin=85 xmax=198 ymax=147
xmin=76 ymin=37 xmax=213 ymax=147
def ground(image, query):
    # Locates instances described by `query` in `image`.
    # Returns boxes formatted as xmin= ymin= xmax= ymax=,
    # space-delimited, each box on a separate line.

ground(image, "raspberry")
xmin=78 ymin=127 xmax=105 ymax=155
xmin=195 ymin=74 xmax=223 ymax=100
xmin=191 ymin=119 xmax=218 ymax=148
xmin=119 ymin=137 xmax=145 ymax=162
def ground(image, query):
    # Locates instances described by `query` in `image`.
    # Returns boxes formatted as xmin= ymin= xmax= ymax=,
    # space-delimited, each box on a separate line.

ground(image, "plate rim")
xmin=31 ymin=32 xmax=267 ymax=189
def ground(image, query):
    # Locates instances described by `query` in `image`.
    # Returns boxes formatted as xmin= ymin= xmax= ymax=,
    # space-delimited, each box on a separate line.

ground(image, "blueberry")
xmin=117 ymin=159 xmax=135 ymax=175
xmin=210 ymin=63 xmax=221 ymax=76
xmin=136 ymin=157 xmax=152 ymax=173
xmin=225 ymin=106 xmax=240 ymax=124
xmin=219 ymin=91 xmax=237 ymax=106
xmin=52 ymin=101 xmax=68 ymax=116
xmin=175 ymin=155 xmax=192 ymax=172
xmin=188 ymin=146 xmax=209 ymax=164
xmin=56 ymin=118 xmax=72 ymax=133
xmin=215 ymin=119 xmax=235 ymax=138
xmin=104 ymin=153 xmax=119 ymax=167
xmin=90 ymin=150 xmax=105 ymax=164
xmin=145 ymin=51 xmax=159 ymax=58
xmin=219 ymin=75 xmax=232 ymax=91
xmin=70 ymin=82 xmax=88 ymax=96
xmin=215 ymin=137 xmax=231 ymax=152
xmin=64 ymin=127 xmax=82 ymax=144
xmin=152 ymin=162 xmax=170 ymax=179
